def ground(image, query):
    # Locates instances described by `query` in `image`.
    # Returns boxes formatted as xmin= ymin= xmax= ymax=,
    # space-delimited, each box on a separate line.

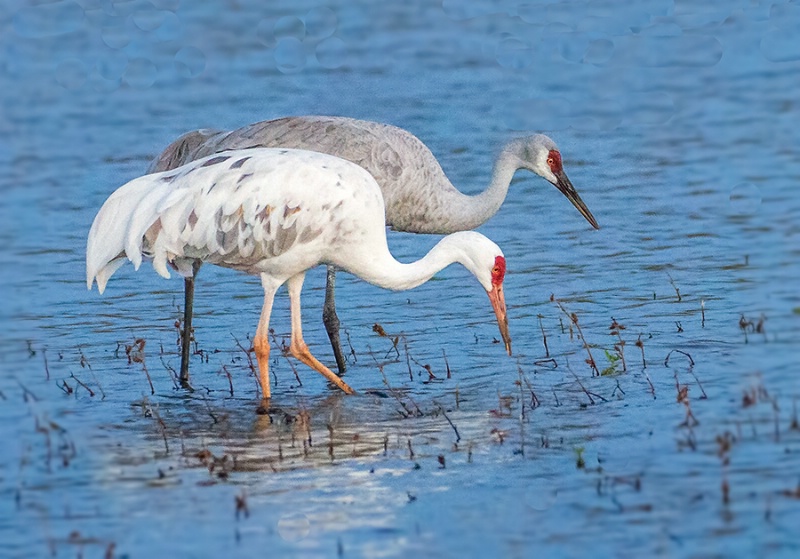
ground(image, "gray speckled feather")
xmin=88 ymin=148 xmax=388 ymax=291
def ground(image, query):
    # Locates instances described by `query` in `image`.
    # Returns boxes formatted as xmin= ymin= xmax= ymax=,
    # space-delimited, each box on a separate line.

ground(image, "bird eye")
xmin=492 ymin=266 xmax=499 ymax=274
xmin=547 ymin=157 xmax=554 ymax=166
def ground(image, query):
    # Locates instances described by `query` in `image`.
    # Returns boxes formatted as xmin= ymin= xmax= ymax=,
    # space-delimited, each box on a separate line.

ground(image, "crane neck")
xmin=341 ymin=234 xmax=477 ymax=292
xmin=471 ymin=149 xmax=522 ymax=224
xmin=436 ymin=146 xmax=522 ymax=232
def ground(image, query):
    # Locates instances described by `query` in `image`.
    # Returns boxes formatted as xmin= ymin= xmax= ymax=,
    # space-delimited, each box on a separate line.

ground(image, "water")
xmin=2 ymin=1 xmax=799 ymax=557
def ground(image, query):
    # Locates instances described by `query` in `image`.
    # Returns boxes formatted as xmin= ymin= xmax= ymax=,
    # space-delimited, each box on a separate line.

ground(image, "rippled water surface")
xmin=2 ymin=1 xmax=799 ymax=557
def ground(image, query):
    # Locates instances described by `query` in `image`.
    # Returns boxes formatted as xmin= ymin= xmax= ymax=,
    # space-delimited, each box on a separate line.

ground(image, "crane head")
xmin=512 ymin=135 xmax=600 ymax=230
xmin=446 ymin=232 xmax=512 ymax=356
xmin=488 ymin=255 xmax=512 ymax=356
xmin=543 ymin=148 xmax=599 ymax=230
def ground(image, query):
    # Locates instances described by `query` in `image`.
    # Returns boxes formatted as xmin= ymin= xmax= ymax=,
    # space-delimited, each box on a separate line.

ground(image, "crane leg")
xmin=179 ymin=260 xmax=202 ymax=389
xmin=289 ymin=273 xmax=355 ymax=395
xmin=322 ymin=265 xmax=348 ymax=375
xmin=253 ymin=283 xmax=277 ymax=400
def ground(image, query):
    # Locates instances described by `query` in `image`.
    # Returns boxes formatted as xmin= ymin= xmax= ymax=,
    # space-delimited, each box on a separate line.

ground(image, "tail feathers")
xmin=151 ymin=236 xmax=172 ymax=280
xmin=86 ymin=174 xmax=168 ymax=292
xmin=86 ymin=193 xmax=131 ymax=291
xmin=93 ymin=257 xmax=127 ymax=294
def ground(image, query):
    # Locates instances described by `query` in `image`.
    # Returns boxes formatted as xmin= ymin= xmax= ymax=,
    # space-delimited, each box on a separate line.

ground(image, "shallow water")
xmin=2 ymin=1 xmax=799 ymax=557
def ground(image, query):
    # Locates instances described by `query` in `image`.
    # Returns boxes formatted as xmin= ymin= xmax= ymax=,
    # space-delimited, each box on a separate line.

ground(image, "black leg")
xmin=179 ymin=260 xmax=201 ymax=388
xmin=322 ymin=265 xmax=347 ymax=375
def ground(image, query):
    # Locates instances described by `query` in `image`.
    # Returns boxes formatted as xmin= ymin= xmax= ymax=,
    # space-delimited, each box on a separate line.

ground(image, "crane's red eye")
xmin=491 ymin=256 xmax=506 ymax=286
xmin=547 ymin=150 xmax=562 ymax=173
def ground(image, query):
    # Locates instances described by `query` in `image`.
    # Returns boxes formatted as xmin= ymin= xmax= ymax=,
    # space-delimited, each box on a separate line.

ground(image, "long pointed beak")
xmin=554 ymin=170 xmax=599 ymax=230
xmin=487 ymin=283 xmax=512 ymax=356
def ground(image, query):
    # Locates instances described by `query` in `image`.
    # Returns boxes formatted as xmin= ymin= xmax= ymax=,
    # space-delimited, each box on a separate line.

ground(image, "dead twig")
xmin=739 ymin=315 xmax=751 ymax=343
xmin=126 ymin=338 xmax=154 ymax=395
xmin=372 ymin=323 xmax=401 ymax=360
xmin=69 ymin=372 xmax=95 ymax=397
xmin=644 ymin=370 xmax=656 ymax=400
xmin=232 ymin=333 xmax=263 ymax=395
xmin=739 ymin=313 xmax=767 ymax=344
xmin=518 ymin=364 xmax=540 ymax=410
xmin=270 ymin=329 xmax=303 ymax=387
xmin=344 ymin=329 xmax=357 ymax=365
xmin=612 ymin=379 xmax=625 ymax=398
xmin=59 ymin=380 xmax=73 ymax=395
xmin=203 ymin=394 xmax=218 ymax=425
xmin=569 ymin=365 xmax=607 ymax=405
xmin=43 ymin=347 xmax=50 ymax=381
xmin=687 ymin=369 xmax=707 ymax=399
xmin=160 ymin=356 xmax=182 ymax=390
xmin=675 ymin=374 xmax=699 ymax=428
xmin=409 ymin=354 xmax=438 ymax=383
xmin=436 ymin=403 xmax=461 ymax=443
xmin=537 ymin=314 xmax=550 ymax=358
xmin=533 ymin=358 xmax=558 ymax=369
xmin=635 ymin=334 xmax=647 ymax=368
xmin=402 ymin=337 xmax=413 ymax=381
xmin=221 ymin=365 xmax=234 ymax=397
xmin=667 ymin=272 xmax=682 ymax=302
xmin=79 ymin=349 xmax=105 ymax=399
xmin=609 ymin=318 xmax=627 ymax=372
xmin=235 ymin=491 xmax=249 ymax=520
xmin=369 ymin=350 xmax=420 ymax=418
xmin=148 ymin=399 xmax=169 ymax=454
xmin=15 ymin=377 xmax=39 ymax=402
xmin=551 ymin=295 xmax=600 ymax=376
xmin=664 ymin=349 xmax=695 ymax=368
xmin=701 ymin=300 xmax=706 ymax=328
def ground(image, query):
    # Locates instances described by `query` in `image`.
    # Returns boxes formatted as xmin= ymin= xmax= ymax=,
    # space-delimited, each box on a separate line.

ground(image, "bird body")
xmin=88 ymin=148 xmax=512 ymax=399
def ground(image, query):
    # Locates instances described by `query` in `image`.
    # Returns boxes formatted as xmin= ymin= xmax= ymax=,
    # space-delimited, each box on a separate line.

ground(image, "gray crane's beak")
xmin=487 ymin=283 xmax=512 ymax=356
xmin=553 ymin=170 xmax=599 ymax=230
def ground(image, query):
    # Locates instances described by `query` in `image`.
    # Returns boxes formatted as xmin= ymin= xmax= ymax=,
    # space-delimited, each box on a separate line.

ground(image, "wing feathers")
xmin=87 ymin=148 xmax=376 ymax=291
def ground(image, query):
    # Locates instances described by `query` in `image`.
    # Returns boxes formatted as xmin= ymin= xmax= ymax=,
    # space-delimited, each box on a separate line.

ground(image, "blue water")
xmin=1 ymin=1 xmax=799 ymax=557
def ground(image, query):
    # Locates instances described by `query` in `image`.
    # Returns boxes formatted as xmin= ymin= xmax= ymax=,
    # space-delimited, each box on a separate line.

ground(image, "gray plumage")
xmin=148 ymin=116 xmax=598 ymax=234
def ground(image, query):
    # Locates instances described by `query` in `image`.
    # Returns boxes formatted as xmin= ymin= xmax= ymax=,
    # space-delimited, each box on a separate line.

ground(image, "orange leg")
xmin=286 ymin=274 xmax=355 ymax=395
xmin=253 ymin=283 xmax=276 ymax=400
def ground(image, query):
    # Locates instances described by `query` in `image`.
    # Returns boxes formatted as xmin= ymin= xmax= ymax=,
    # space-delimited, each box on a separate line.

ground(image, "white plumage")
xmin=87 ymin=148 xmax=512 ymax=400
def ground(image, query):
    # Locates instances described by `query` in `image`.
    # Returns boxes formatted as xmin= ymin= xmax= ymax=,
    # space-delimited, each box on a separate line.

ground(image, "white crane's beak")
xmin=553 ymin=170 xmax=600 ymax=230
xmin=487 ymin=282 xmax=512 ymax=355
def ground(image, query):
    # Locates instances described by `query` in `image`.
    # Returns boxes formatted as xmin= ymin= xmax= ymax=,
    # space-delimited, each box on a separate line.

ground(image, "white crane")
xmin=149 ymin=116 xmax=597 ymax=383
xmin=87 ymin=148 xmax=512 ymax=400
